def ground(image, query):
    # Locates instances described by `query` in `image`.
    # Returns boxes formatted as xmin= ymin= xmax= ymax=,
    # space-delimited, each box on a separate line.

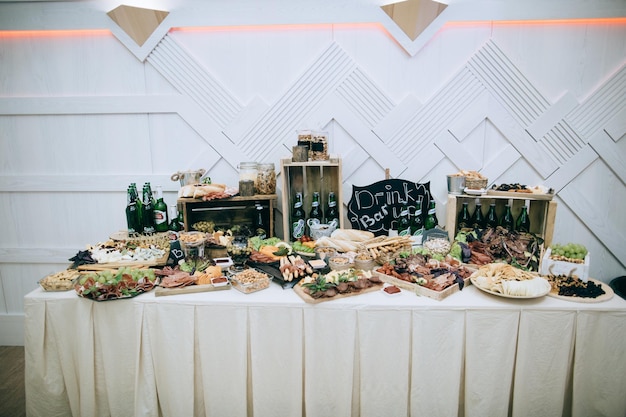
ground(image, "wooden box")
xmin=178 ymin=195 xmax=277 ymax=236
xmin=373 ymin=270 xmax=471 ymax=301
xmin=281 ymin=158 xmax=343 ymax=240
xmin=445 ymin=194 xmax=557 ymax=247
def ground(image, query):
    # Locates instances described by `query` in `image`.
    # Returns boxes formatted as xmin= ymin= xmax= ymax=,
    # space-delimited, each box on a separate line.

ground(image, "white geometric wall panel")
xmin=101 ymin=32 xmax=626 ymax=267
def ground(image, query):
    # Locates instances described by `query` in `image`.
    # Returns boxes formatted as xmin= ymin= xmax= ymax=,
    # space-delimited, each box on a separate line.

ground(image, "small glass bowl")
xmin=329 ymin=255 xmax=352 ymax=271
xmin=315 ymin=246 xmax=337 ymax=262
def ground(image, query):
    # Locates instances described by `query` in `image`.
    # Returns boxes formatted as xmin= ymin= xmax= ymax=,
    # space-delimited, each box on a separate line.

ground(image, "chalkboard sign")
xmin=167 ymin=240 xmax=185 ymax=266
xmin=347 ymin=179 xmax=431 ymax=236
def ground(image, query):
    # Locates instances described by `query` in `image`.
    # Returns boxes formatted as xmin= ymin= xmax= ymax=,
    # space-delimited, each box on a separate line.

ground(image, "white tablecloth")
xmin=24 ymin=282 xmax=626 ymax=417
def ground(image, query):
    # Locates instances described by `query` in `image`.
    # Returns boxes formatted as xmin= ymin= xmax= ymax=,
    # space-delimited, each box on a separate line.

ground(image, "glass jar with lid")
xmin=238 ymin=162 xmax=258 ymax=196
xmin=255 ymin=163 xmax=276 ymax=194
xmin=238 ymin=162 xmax=258 ymax=182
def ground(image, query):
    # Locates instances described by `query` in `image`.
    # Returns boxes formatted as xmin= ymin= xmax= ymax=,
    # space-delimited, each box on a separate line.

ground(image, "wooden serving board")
xmin=486 ymin=190 xmax=554 ymax=200
xmin=548 ymin=278 xmax=614 ymax=303
xmin=154 ymin=282 xmax=231 ymax=297
xmin=293 ymin=282 xmax=383 ymax=304
xmin=372 ymin=270 xmax=470 ymax=301
xmin=77 ymin=250 xmax=170 ymax=271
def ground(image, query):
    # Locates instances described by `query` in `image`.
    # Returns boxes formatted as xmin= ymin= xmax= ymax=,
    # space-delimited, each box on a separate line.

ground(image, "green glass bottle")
xmin=424 ymin=199 xmax=438 ymax=230
xmin=515 ymin=202 xmax=531 ymax=233
xmin=397 ymin=204 xmax=412 ymax=236
xmin=457 ymin=201 xmax=471 ymax=233
xmin=308 ymin=192 xmax=323 ymax=231
xmin=471 ymin=200 xmax=485 ymax=230
xmin=125 ymin=186 xmax=140 ymax=235
xmin=153 ymin=185 xmax=169 ymax=232
xmin=411 ymin=197 xmax=424 ymax=243
xmin=132 ymin=183 xmax=143 ymax=230
xmin=291 ymin=192 xmax=306 ymax=241
xmin=501 ymin=203 xmax=514 ymax=231
xmin=254 ymin=204 xmax=267 ymax=239
xmin=325 ymin=191 xmax=339 ymax=226
xmin=141 ymin=185 xmax=155 ymax=234
xmin=486 ymin=203 xmax=499 ymax=229
xmin=168 ymin=205 xmax=182 ymax=232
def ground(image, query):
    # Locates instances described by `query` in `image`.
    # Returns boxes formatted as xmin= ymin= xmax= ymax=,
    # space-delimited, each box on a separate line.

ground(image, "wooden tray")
xmin=293 ymin=281 xmax=382 ymax=304
xmin=77 ymin=250 xmax=170 ymax=271
xmin=373 ymin=270 xmax=470 ymax=301
xmin=548 ymin=278 xmax=614 ymax=303
xmin=486 ymin=189 xmax=554 ymax=200
xmin=155 ymin=281 xmax=231 ymax=297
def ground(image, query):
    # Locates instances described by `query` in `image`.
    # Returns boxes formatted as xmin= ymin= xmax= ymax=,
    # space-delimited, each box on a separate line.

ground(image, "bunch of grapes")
xmin=550 ymin=243 xmax=588 ymax=262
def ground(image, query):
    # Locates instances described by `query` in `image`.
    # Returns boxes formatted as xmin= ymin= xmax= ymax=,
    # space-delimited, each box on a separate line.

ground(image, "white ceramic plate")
xmin=470 ymin=277 xmax=551 ymax=299
xmin=464 ymin=188 xmax=488 ymax=196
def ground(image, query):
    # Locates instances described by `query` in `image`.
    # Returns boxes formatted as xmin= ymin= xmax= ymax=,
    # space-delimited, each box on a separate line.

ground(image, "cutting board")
xmin=292 ymin=281 xmax=382 ymax=304
xmin=154 ymin=282 xmax=231 ymax=297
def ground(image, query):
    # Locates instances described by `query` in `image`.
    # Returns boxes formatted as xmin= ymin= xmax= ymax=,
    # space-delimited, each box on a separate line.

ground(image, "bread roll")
xmin=330 ymin=229 xmax=374 ymax=242
xmin=179 ymin=183 xmax=227 ymax=199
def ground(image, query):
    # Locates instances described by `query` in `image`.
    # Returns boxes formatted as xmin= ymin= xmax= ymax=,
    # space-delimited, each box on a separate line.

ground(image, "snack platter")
xmin=39 ymin=270 xmax=80 ymax=292
xmin=293 ymin=279 xmax=383 ymax=304
xmin=470 ymin=276 xmax=550 ymax=299
xmin=76 ymin=252 xmax=170 ymax=271
xmin=247 ymin=260 xmax=302 ymax=289
xmin=547 ymin=277 xmax=614 ymax=303
xmin=373 ymin=270 xmax=470 ymax=301
xmin=486 ymin=189 xmax=554 ymax=200
xmin=228 ymin=268 xmax=271 ymax=294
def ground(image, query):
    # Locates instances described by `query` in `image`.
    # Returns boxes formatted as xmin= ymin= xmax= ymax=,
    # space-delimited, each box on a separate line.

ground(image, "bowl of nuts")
xmin=328 ymin=255 xmax=353 ymax=271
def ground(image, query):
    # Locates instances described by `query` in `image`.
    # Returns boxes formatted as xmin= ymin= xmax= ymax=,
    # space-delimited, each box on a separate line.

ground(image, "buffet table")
xmin=25 ymin=282 xmax=626 ymax=417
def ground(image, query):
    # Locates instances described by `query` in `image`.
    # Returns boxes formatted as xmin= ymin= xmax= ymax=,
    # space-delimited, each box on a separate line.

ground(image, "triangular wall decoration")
xmin=107 ymin=5 xmax=169 ymax=47
xmin=381 ymin=0 xmax=447 ymax=41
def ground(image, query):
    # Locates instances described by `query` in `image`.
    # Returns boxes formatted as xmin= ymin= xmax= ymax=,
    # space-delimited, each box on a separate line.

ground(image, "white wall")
xmin=1 ymin=0 xmax=625 ymax=345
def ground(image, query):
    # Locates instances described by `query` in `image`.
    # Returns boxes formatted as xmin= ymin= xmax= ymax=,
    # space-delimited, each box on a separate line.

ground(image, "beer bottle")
xmin=309 ymin=191 xmax=323 ymax=226
xmin=486 ymin=203 xmax=499 ymax=229
xmin=291 ymin=192 xmax=306 ymax=241
xmin=153 ymin=185 xmax=169 ymax=232
xmin=177 ymin=208 xmax=185 ymax=231
xmin=125 ymin=186 xmax=140 ymax=235
xmin=424 ymin=199 xmax=438 ymax=230
xmin=168 ymin=205 xmax=181 ymax=232
xmin=254 ymin=204 xmax=267 ymax=239
xmin=398 ymin=204 xmax=412 ymax=236
xmin=141 ymin=185 xmax=155 ymax=234
xmin=325 ymin=191 xmax=339 ymax=226
xmin=410 ymin=197 xmax=424 ymax=243
xmin=457 ymin=202 xmax=471 ymax=232
xmin=515 ymin=201 xmax=531 ymax=232
xmin=501 ymin=202 xmax=514 ymax=231
xmin=132 ymin=183 xmax=143 ymax=229
xmin=470 ymin=200 xmax=485 ymax=230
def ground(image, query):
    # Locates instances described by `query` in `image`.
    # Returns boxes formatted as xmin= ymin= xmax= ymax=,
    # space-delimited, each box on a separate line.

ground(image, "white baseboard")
xmin=0 ymin=314 xmax=25 ymax=346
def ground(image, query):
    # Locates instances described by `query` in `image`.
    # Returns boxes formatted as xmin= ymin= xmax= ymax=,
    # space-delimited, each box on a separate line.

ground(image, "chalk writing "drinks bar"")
xmin=347 ymin=179 xmax=430 ymax=236
xmin=354 ymin=183 xmax=415 ymax=228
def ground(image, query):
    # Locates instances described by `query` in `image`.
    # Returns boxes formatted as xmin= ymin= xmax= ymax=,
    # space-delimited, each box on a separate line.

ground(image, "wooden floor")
xmin=0 ymin=346 xmax=25 ymax=417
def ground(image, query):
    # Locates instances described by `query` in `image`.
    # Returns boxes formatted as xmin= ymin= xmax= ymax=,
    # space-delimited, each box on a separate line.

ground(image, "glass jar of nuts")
xmin=255 ymin=163 xmax=276 ymax=194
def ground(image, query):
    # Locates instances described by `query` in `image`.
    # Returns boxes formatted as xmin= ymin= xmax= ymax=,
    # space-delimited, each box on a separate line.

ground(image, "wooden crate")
xmin=372 ymin=270 xmax=471 ymax=301
xmin=281 ymin=158 xmax=343 ymax=241
xmin=445 ymin=194 xmax=557 ymax=247
xmin=178 ymin=194 xmax=277 ymax=236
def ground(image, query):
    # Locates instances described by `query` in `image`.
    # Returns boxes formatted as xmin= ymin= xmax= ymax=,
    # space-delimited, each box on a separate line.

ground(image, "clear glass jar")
xmin=311 ymin=131 xmax=329 ymax=160
xmin=256 ymin=163 xmax=276 ymax=194
xmin=238 ymin=162 xmax=258 ymax=183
